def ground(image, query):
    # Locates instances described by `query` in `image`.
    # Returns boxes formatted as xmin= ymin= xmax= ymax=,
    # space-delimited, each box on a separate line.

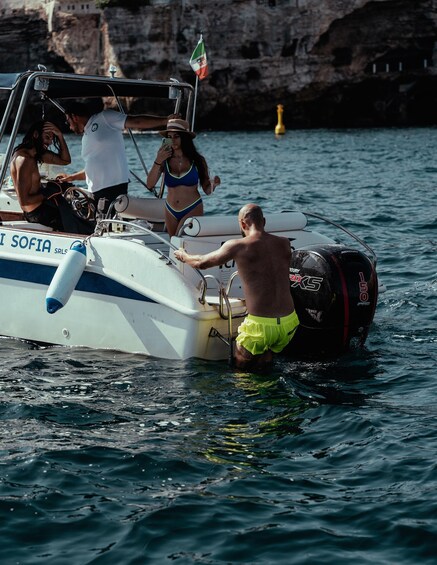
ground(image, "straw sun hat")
xmin=159 ymin=118 xmax=196 ymax=138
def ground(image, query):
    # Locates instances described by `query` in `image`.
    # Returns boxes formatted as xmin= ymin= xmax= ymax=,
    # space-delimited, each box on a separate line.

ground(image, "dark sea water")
xmin=1 ymin=128 xmax=436 ymax=564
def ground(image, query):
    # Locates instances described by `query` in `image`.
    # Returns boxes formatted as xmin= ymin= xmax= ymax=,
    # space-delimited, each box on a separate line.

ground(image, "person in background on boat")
xmin=57 ymin=100 xmax=179 ymax=215
xmin=146 ymin=118 xmax=221 ymax=237
xmin=174 ymin=203 xmax=299 ymax=370
xmin=10 ymin=120 xmax=71 ymax=230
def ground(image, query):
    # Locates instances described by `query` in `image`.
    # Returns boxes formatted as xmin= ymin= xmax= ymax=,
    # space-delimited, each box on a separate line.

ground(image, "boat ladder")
xmin=205 ymin=272 xmax=247 ymax=365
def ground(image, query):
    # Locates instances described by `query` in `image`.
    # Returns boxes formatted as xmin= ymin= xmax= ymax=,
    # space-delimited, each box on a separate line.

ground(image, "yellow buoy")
xmin=275 ymin=104 xmax=285 ymax=135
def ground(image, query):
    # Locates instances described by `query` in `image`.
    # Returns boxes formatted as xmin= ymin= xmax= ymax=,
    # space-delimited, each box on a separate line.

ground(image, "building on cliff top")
xmin=0 ymin=1 xmax=100 ymax=15
xmin=45 ymin=1 xmax=99 ymax=14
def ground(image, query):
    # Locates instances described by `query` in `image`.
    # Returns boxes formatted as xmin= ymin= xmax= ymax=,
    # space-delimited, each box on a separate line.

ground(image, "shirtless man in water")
xmin=10 ymin=120 xmax=71 ymax=230
xmin=174 ymin=203 xmax=299 ymax=369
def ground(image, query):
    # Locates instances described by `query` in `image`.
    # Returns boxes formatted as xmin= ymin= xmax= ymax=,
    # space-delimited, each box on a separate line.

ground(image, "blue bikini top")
xmin=164 ymin=161 xmax=199 ymax=188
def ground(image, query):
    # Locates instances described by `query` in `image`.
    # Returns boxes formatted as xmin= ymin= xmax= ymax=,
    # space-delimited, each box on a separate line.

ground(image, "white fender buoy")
xmin=46 ymin=242 xmax=87 ymax=314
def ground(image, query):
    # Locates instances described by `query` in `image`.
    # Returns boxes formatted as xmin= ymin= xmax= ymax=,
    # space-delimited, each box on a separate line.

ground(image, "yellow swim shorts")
xmin=236 ymin=311 xmax=299 ymax=356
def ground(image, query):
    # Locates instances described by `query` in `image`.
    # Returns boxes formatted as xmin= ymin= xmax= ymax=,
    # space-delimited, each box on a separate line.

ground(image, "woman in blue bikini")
xmin=146 ymin=119 xmax=220 ymax=236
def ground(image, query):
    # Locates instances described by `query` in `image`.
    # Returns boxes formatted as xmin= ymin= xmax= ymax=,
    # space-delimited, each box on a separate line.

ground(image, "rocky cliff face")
xmin=1 ymin=0 xmax=436 ymax=128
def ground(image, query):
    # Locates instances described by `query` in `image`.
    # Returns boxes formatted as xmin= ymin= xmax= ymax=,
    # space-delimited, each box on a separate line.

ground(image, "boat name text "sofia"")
xmin=0 ymin=232 xmax=72 ymax=255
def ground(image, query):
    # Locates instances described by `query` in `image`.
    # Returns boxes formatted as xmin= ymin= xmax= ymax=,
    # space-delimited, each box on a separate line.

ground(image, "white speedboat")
xmin=0 ymin=69 xmax=379 ymax=360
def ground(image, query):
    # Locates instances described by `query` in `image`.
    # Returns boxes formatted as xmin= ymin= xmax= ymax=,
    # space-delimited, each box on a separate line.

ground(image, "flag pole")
xmin=191 ymin=74 xmax=199 ymax=131
xmin=189 ymin=33 xmax=207 ymax=131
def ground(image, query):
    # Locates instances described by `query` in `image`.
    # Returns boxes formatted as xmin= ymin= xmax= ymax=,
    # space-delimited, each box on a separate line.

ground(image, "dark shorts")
xmin=23 ymin=201 xmax=63 ymax=231
xmin=93 ymin=183 xmax=128 ymax=216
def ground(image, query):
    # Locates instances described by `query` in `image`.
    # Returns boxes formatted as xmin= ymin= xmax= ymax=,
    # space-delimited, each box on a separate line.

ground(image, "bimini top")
xmin=0 ymin=70 xmax=194 ymax=100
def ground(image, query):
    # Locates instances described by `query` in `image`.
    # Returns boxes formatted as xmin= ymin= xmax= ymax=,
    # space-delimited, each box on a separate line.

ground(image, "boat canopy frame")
xmin=0 ymin=69 xmax=195 ymax=188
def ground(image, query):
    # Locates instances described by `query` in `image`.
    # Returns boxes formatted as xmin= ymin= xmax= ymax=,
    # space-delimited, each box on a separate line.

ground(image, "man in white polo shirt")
xmin=59 ymin=100 xmax=175 ymax=214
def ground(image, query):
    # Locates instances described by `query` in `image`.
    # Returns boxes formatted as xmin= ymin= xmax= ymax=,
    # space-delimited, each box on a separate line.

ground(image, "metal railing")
xmin=283 ymin=209 xmax=378 ymax=266
xmin=93 ymin=218 xmax=209 ymax=304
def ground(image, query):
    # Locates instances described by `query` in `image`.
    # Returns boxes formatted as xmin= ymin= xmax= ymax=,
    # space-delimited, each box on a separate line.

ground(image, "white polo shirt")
xmin=81 ymin=109 xmax=128 ymax=192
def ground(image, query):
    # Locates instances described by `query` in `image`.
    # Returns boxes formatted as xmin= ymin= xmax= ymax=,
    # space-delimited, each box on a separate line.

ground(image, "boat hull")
xmin=0 ymin=211 xmax=379 ymax=361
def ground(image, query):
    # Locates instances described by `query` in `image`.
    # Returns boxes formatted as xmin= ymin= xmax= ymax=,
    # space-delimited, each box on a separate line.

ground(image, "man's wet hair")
xmin=13 ymin=120 xmax=60 ymax=163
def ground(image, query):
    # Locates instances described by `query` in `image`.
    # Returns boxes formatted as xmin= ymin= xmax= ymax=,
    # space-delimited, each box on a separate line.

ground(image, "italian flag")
xmin=189 ymin=35 xmax=209 ymax=80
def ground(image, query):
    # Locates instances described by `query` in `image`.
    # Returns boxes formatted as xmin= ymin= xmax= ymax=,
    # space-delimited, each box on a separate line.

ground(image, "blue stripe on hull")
xmin=0 ymin=258 xmax=156 ymax=303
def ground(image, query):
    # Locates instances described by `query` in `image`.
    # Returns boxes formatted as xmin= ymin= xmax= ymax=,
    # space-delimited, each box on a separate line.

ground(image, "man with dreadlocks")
xmin=10 ymin=120 xmax=71 ymax=230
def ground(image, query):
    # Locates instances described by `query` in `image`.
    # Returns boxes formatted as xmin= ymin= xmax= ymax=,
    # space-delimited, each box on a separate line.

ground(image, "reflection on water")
xmin=199 ymin=372 xmax=313 ymax=468
xmin=185 ymin=351 xmax=383 ymax=486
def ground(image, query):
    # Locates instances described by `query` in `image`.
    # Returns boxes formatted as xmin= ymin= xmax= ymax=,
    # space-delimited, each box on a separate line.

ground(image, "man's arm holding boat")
xmin=125 ymin=113 xmax=181 ymax=130
xmin=125 ymin=115 xmax=167 ymax=130
xmin=174 ymin=239 xmax=241 ymax=270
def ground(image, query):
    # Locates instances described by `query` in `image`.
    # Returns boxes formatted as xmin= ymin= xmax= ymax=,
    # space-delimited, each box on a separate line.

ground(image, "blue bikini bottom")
xmin=165 ymin=197 xmax=202 ymax=221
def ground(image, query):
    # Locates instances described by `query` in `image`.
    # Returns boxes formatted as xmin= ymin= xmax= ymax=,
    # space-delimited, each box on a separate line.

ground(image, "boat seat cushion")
xmin=114 ymin=196 xmax=166 ymax=222
xmin=180 ymin=211 xmax=308 ymax=237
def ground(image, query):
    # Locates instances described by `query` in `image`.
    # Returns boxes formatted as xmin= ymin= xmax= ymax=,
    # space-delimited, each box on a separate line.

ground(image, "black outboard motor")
xmin=284 ymin=244 xmax=378 ymax=357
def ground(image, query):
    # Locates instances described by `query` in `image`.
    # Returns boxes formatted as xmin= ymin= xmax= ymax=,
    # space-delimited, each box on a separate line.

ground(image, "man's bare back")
xmin=228 ymin=230 xmax=294 ymax=317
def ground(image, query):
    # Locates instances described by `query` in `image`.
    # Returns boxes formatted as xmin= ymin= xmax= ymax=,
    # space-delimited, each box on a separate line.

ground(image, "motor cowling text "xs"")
xmin=289 ymin=273 xmax=323 ymax=292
